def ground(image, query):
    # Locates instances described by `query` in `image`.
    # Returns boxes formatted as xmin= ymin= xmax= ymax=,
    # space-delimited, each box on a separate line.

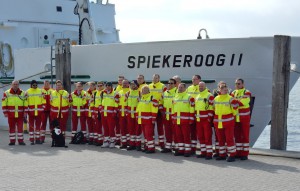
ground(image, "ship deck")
xmin=0 ymin=129 xmax=299 ymax=191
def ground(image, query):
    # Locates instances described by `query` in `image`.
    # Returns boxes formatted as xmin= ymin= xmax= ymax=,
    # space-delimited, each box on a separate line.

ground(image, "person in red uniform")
xmin=70 ymin=82 xmax=87 ymax=143
xmin=114 ymin=75 xmax=125 ymax=145
xmin=25 ymin=80 xmax=45 ymax=145
xmin=41 ymin=80 xmax=53 ymax=143
xmin=213 ymin=83 xmax=239 ymax=162
xmin=186 ymin=75 xmax=202 ymax=154
xmin=2 ymin=80 xmax=27 ymax=145
xmin=160 ymin=78 xmax=177 ymax=153
xmin=126 ymin=80 xmax=141 ymax=151
xmin=149 ymin=74 xmax=167 ymax=149
xmin=49 ymin=80 xmax=70 ymax=137
xmin=172 ymin=83 xmax=195 ymax=157
xmin=85 ymin=81 xmax=97 ymax=144
xmin=115 ymin=79 xmax=130 ymax=149
xmin=92 ymin=81 xmax=105 ymax=146
xmin=136 ymin=85 xmax=158 ymax=153
xmin=101 ymin=82 xmax=118 ymax=148
xmin=231 ymin=78 xmax=252 ymax=160
xmin=194 ymin=82 xmax=214 ymax=159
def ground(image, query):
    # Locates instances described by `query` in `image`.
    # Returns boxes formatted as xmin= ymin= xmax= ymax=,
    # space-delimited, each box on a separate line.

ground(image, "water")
xmin=253 ymin=79 xmax=300 ymax=151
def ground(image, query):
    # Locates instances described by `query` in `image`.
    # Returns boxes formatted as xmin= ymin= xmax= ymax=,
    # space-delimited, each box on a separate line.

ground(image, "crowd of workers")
xmin=1 ymin=74 xmax=252 ymax=162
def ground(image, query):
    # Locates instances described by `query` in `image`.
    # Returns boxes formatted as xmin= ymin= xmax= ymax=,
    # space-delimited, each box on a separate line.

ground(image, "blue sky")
xmin=108 ymin=0 xmax=300 ymax=43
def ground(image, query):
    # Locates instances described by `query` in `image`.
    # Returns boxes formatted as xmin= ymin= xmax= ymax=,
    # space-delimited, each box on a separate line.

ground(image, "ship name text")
xmin=127 ymin=53 xmax=243 ymax=69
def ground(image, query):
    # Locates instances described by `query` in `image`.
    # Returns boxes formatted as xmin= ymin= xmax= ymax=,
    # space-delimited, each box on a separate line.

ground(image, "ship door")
xmin=38 ymin=28 xmax=52 ymax=47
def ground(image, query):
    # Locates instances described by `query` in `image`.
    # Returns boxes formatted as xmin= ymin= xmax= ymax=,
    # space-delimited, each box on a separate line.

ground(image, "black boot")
xmin=196 ymin=154 xmax=206 ymax=158
xmin=174 ymin=151 xmax=184 ymax=156
xmin=161 ymin=148 xmax=172 ymax=153
xmin=240 ymin=156 xmax=248 ymax=160
xmin=227 ymin=156 xmax=236 ymax=162
xmin=8 ymin=142 xmax=15 ymax=146
xmin=119 ymin=145 xmax=128 ymax=149
xmin=216 ymin=156 xmax=227 ymax=161
xmin=127 ymin=146 xmax=136 ymax=151
xmin=135 ymin=146 xmax=142 ymax=151
xmin=145 ymin=150 xmax=155 ymax=154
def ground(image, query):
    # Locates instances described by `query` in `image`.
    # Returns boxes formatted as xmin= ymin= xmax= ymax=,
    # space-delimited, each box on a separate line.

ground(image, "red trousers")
xmin=41 ymin=110 xmax=51 ymax=141
xmin=190 ymin=123 xmax=197 ymax=152
xmin=214 ymin=119 xmax=236 ymax=157
xmin=28 ymin=115 xmax=42 ymax=142
xmin=155 ymin=111 xmax=164 ymax=147
xmin=212 ymin=122 xmax=220 ymax=155
xmin=235 ymin=115 xmax=251 ymax=157
xmin=163 ymin=119 xmax=173 ymax=149
xmin=71 ymin=113 xmax=86 ymax=139
xmin=143 ymin=123 xmax=155 ymax=151
xmin=115 ymin=115 xmax=121 ymax=143
xmin=127 ymin=116 xmax=141 ymax=147
xmin=174 ymin=124 xmax=191 ymax=154
xmin=94 ymin=112 xmax=103 ymax=144
xmin=102 ymin=114 xmax=116 ymax=143
xmin=8 ymin=117 xmax=24 ymax=143
xmin=196 ymin=119 xmax=213 ymax=157
xmin=86 ymin=116 xmax=95 ymax=141
xmin=119 ymin=115 xmax=128 ymax=146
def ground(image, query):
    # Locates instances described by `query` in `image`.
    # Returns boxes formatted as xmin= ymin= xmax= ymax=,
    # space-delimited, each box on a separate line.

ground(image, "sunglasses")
xmin=32 ymin=84 xmax=37 ymax=87
xmin=168 ymin=82 xmax=174 ymax=84
xmin=97 ymin=84 xmax=103 ymax=87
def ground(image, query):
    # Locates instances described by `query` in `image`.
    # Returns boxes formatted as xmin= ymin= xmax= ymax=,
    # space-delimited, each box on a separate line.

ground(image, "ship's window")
xmin=56 ymin=6 xmax=62 ymax=12
xmin=44 ymin=35 xmax=48 ymax=40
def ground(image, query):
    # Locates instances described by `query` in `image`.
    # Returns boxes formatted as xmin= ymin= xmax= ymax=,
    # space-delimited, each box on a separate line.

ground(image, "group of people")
xmin=1 ymin=74 xmax=252 ymax=162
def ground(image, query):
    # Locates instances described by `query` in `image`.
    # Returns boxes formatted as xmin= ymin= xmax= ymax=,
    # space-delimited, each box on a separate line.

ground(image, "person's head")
xmin=30 ymin=80 xmax=38 ymax=89
xmin=55 ymin=80 xmax=63 ymax=90
xmin=75 ymin=82 xmax=83 ymax=91
xmin=235 ymin=78 xmax=244 ymax=90
xmin=11 ymin=80 xmax=19 ymax=91
xmin=97 ymin=81 xmax=105 ymax=91
xmin=152 ymin=74 xmax=160 ymax=83
xmin=118 ymin=75 xmax=125 ymax=85
xmin=137 ymin=74 xmax=145 ymax=85
xmin=44 ymin=80 xmax=50 ymax=89
xmin=87 ymin=81 xmax=96 ymax=90
xmin=130 ymin=80 xmax=139 ymax=90
xmin=199 ymin=81 xmax=206 ymax=92
xmin=167 ymin=78 xmax=176 ymax=90
xmin=219 ymin=83 xmax=228 ymax=95
xmin=172 ymin=75 xmax=181 ymax=87
xmin=122 ymin=79 xmax=129 ymax=88
xmin=141 ymin=85 xmax=150 ymax=95
xmin=192 ymin=75 xmax=201 ymax=85
xmin=105 ymin=82 xmax=113 ymax=91
xmin=178 ymin=83 xmax=186 ymax=93
xmin=217 ymin=81 xmax=226 ymax=89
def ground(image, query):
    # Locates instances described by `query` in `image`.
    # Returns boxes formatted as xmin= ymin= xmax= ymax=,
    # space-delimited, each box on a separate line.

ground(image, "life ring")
xmin=0 ymin=42 xmax=14 ymax=77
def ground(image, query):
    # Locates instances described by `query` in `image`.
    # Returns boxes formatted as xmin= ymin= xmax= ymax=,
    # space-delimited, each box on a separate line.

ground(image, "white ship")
xmin=1 ymin=0 xmax=299 ymax=146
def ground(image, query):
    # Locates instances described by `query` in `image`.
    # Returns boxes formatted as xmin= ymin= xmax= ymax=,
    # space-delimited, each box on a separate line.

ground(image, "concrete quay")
xmin=0 ymin=130 xmax=300 ymax=191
